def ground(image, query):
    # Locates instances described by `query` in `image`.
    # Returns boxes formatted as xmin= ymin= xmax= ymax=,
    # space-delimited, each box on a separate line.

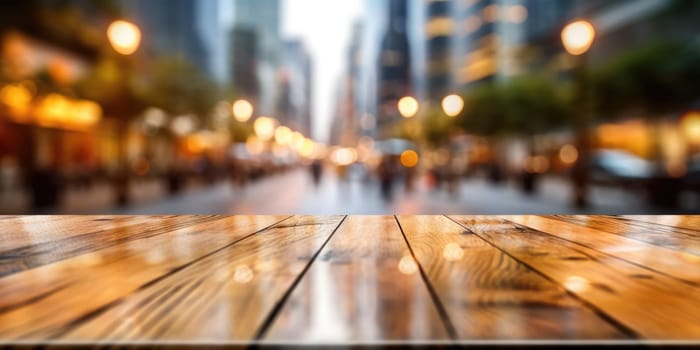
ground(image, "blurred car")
xmin=590 ymin=149 xmax=654 ymax=187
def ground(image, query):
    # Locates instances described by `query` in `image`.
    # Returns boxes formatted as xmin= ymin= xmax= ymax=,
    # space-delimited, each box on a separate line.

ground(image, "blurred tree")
xmin=136 ymin=57 xmax=221 ymax=118
xmin=593 ymin=41 xmax=700 ymax=119
xmin=457 ymin=75 xmax=570 ymax=137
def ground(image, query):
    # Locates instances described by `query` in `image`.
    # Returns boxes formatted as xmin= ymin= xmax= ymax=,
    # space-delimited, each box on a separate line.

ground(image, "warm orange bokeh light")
xmin=274 ymin=125 xmax=293 ymax=145
xmin=681 ymin=111 xmax=700 ymax=143
xmin=400 ymin=150 xmax=419 ymax=168
xmin=253 ymin=116 xmax=277 ymax=141
xmin=397 ymin=96 xmax=419 ymax=118
xmin=232 ymin=99 xmax=254 ymax=122
xmin=107 ymin=20 xmax=141 ymax=55
xmin=561 ymin=20 xmax=595 ymax=56
xmin=441 ymin=94 xmax=464 ymax=117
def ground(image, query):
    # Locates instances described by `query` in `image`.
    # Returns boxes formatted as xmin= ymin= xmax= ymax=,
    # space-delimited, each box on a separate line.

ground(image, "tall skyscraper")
xmin=121 ymin=0 xmax=209 ymax=73
xmin=230 ymin=0 xmax=281 ymax=115
xmin=277 ymin=39 xmax=313 ymax=136
xmin=377 ymin=0 xmax=412 ymax=134
xmin=425 ymin=0 xmax=453 ymax=100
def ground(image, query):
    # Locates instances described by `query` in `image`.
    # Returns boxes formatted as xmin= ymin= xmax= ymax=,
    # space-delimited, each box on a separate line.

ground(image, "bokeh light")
xmin=400 ymin=150 xmax=419 ymax=168
xmin=232 ymin=99 xmax=254 ymax=122
xmin=441 ymin=94 xmax=464 ymax=117
xmin=107 ymin=20 xmax=141 ymax=55
xmin=397 ymin=96 xmax=419 ymax=118
xmin=561 ymin=20 xmax=595 ymax=55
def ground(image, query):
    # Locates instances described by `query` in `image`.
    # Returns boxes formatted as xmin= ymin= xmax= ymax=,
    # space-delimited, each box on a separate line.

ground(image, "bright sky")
xmin=282 ymin=0 xmax=362 ymax=142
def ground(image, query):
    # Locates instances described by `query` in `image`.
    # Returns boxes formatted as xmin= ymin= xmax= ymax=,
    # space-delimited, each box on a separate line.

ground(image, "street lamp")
xmin=561 ymin=20 xmax=595 ymax=56
xmin=441 ymin=94 xmax=464 ymax=117
xmin=107 ymin=20 xmax=141 ymax=55
xmin=397 ymin=96 xmax=419 ymax=118
xmin=106 ymin=20 xmax=141 ymax=206
xmin=232 ymin=99 xmax=254 ymax=122
xmin=561 ymin=19 xmax=595 ymax=208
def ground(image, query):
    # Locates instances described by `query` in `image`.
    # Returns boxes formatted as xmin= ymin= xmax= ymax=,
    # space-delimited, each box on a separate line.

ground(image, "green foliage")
xmin=593 ymin=41 xmax=700 ymax=118
xmin=421 ymin=106 xmax=457 ymax=146
xmin=456 ymin=75 xmax=571 ymax=137
xmin=136 ymin=57 xmax=222 ymax=117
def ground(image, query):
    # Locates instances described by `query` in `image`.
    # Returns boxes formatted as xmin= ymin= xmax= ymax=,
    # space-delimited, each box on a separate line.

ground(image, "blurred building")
xmin=330 ymin=22 xmax=364 ymax=147
xmin=376 ymin=0 xmax=412 ymax=135
xmin=230 ymin=27 xmax=259 ymax=100
xmin=425 ymin=0 xmax=453 ymax=99
xmin=121 ymin=0 xmax=210 ymax=73
xmin=277 ymin=39 xmax=313 ymax=136
xmin=230 ymin=0 xmax=282 ymax=115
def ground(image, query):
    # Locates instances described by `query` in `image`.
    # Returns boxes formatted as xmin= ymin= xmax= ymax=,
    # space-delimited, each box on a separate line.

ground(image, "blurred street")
xmin=101 ymin=167 xmax=683 ymax=214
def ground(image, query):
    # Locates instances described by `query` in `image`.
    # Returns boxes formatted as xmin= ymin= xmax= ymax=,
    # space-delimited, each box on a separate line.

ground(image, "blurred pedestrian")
xmin=378 ymin=155 xmax=396 ymax=201
xmin=310 ymin=159 xmax=323 ymax=186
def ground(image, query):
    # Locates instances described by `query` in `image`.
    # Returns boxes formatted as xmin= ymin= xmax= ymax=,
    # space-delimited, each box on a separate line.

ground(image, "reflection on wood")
xmin=505 ymin=215 xmax=700 ymax=284
xmin=450 ymin=215 xmax=700 ymax=339
xmin=399 ymin=215 xmax=625 ymax=339
xmin=265 ymin=216 xmax=450 ymax=341
xmin=0 ymin=215 xmax=698 ymax=344
xmin=0 ymin=215 xmax=289 ymax=340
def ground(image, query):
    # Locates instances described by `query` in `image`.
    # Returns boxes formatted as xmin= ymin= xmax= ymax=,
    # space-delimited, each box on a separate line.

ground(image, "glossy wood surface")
xmin=0 ymin=215 xmax=698 ymax=344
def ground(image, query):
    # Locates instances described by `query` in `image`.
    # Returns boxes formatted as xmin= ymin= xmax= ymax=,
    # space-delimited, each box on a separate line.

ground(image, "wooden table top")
xmin=0 ymin=215 xmax=699 ymax=346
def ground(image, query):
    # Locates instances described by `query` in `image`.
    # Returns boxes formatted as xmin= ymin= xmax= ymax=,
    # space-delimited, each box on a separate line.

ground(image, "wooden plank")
xmin=398 ymin=215 xmax=626 ymax=340
xmin=0 ymin=215 xmax=226 ymax=277
xmin=506 ymin=215 xmax=700 ymax=284
xmin=0 ymin=215 xmax=159 ymax=250
xmin=62 ymin=215 xmax=345 ymax=341
xmin=548 ymin=215 xmax=700 ymax=256
xmin=449 ymin=215 xmax=700 ymax=339
xmin=0 ymin=215 xmax=290 ymax=340
xmin=264 ymin=216 xmax=451 ymax=341
xmin=615 ymin=215 xmax=700 ymax=232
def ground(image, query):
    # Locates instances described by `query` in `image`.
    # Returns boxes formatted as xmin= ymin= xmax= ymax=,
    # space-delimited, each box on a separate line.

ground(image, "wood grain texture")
xmin=0 ymin=215 xmax=699 ymax=344
xmin=0 ymin=215 xmax=225 ymax=277
xmin=0 ymin=215 xmax=289 ymax=340
xmin=61 ymin=215 xmax=345 ymax=341
xmin=449 ymin=215 xmax=700 ymax=339
xmin=505 ymin=215 xmax=700 ymax=284
xmin=264 ymin=216 xmax=451 ymax=341
xmin=616 ymin=215 xmax=700 ymax=232
xmin=548 ymin=215 xmax=700 ymax=256
xmin=398 ymin=215 xmax=626 ymax=340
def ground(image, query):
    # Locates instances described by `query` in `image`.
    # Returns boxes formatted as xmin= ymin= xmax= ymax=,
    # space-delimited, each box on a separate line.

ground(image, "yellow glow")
xmin=0 ymin=84 xmax=32 ymax=120
xmin=233 ymin=264 xmax=254 ymax=284
xmin=232 ymin=99 xmax=254 ymax=122
xmin=71 ymin=100 xmax=102 ymax=127
xmin=400 ymin=150 xmax=419 ymax=168
xmin=564 ymin=275 xmax=589 ymax=293
xmin=559 ymin=144 xmax=579 ymax=165
xmin=561 ymin=20 xmax=595 ymax=56
xmin=330 ymin=147 xmax=357 ymax=166
xmin=397 ymin=96 xmax=419 ymax=118
xmin=681 ymin=111 xmax=700 ymax=143
xmin=253 ymin=116 xmax=277 ymax=141
xmin=398 ymin=255 xmax=418 ymax=275
xmin=441 ymin=94 xmax=464 ymax=117
xmin=300 ymin=138 xmax=315 ymax=158
xmin=246 ymin=135 xmax=264 ymax=155
xmin=274 ymin=126 xmax=293 ymax=145
xmin=442 ymin=243 xmax=464 ymax=261
xmin=426 ymin=17 xmax=453 ymax=38
xmin=107 ymin=20 xmax=141 ymax=55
